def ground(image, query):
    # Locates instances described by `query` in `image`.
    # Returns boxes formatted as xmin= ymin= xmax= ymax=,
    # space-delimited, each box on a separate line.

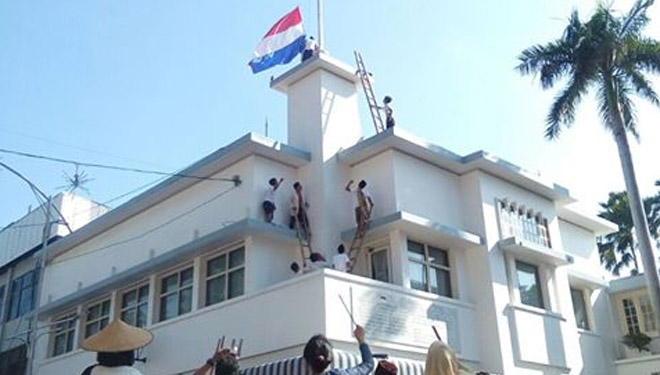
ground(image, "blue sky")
xmin=1 ymin=0 xmax=659 ymax=229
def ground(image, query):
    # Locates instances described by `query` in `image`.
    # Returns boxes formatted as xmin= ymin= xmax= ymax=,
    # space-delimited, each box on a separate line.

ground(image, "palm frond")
xmin=516 ymin=42 xmax=573 ymax=88
xmin=596 ymin=73 xmax=619 ymax=131
xmin=544 ymin=73 xmax=591 ymax=139
xmin=619 ymin=0 xmax=654 ymax=38
xmin=620 ymin=66 xmax=660 ymax=106
xmin=627 ymin=37 xmax=660 ymax=74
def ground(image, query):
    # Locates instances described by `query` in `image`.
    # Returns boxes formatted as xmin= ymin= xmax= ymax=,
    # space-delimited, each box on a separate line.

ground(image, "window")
xmin=370 ymin=249 xmax=390 ymax=283
xmin=570 ymin=288 xmax=590 ymax=330
xmin=0 ymin=285 xmax=5 ymax=320
xmin=206 ymin=247 xmax=245 ymax=306
xmin=516 ymin=261 xmax=544 ymax=309
xmin=7 ymin=271 xmax=37 ymax=321
xmin=619 ymin=291 xmax=657 ymax=335
xmin=52 ymin=313 xmax=77 ymax=357
xmin=121 ymin=284 xmax=149 ymax=328
xmin=159 ymin=267 xmax=193 ymax=321
xmin=498 ymin=200 xmax=551 ymax=248
xmin=0 ymin=344 xmax=26 ymax=374
xmin=85 ymin=299 xmax=111 ymax=338
xmin=407 ymin=241 xmax=451 ymax=297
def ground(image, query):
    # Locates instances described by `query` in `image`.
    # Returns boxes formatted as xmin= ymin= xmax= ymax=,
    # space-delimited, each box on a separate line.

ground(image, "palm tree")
xmin=517 ymin=0 xmax=660 ymax=323
xmin=598 ymin=191 xmax=660 ymax=276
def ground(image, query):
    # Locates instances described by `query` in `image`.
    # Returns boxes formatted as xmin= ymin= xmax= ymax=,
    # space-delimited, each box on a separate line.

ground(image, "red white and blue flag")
xmin=249 ymin=7 xmax=306 ymax=74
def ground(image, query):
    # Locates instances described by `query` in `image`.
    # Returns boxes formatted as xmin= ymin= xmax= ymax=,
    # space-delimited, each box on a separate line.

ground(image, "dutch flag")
xmin=249 ymin=7 xmax=306 ymax=74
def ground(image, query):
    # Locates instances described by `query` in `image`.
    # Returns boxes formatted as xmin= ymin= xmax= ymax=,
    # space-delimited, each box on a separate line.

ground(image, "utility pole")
xmin=25 ymin=196 xmax=52 ymax=375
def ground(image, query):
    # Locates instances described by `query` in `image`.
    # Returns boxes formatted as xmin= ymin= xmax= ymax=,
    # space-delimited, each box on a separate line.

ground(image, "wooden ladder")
xmin=354 ymin=51 xmax=384 ymax=134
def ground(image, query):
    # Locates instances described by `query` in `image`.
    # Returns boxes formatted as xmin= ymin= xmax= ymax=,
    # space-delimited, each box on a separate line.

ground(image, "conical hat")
xmin=82 ymin=319 xmax=153 ymax=352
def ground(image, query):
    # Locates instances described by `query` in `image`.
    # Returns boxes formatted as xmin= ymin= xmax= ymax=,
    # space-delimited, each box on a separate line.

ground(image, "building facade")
xmin=0 ymin=192 xmax=106 ymax=374
xmin=30 ymin=54 xmax=650 ymax=375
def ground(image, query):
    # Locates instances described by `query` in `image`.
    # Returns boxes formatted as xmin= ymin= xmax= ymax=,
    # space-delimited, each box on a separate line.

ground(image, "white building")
xmin=30 ymin=54 xmax=654 ymax=375
xmin=0 ymin=192 xmax=107 ymax=373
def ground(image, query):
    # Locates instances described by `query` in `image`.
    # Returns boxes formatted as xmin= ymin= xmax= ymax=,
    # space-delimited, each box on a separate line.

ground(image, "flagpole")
xmin=317 ymin=0 xmax=324 ymax=50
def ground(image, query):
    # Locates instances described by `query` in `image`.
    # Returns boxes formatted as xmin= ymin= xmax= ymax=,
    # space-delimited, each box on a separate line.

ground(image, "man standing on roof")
xmin=345 ymin=180 xmax=374 ymax=236
xmin=332 ymin=244 xmax=352 ymax=272
xmin=302 ymin=36 xmax=319 ymax=62
xmin=263 ymin=177 xmax=284 ymax=223
xmin=379 ymin=96 xmax=395 ymax=129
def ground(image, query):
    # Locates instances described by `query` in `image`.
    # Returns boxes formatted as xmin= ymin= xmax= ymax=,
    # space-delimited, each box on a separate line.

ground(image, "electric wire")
xmin=0 ymin=148 xmax=238 ymax=183
xmin=49 ymin=184 xmax=239 ymax=265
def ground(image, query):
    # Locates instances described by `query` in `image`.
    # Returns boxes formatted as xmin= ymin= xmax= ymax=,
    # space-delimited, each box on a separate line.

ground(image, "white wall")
xmin=392 ymin=151 xmax=464 ymax=229
xmin=559 ymin=220 xmax=602 ymax=277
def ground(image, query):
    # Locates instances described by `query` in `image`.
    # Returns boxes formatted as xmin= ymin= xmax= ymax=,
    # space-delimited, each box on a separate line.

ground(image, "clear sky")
xmin=1 ymin=0 xmax=659 ymax=229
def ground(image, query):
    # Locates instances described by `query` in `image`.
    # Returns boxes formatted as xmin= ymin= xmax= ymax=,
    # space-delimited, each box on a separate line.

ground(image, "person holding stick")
xmin=424 ymin=340 xmax=469 ymax=375
xmin=194 ymin=339 xmax=241 ymax=375
xmin=303 ymin=324 xmax=374 ymax=375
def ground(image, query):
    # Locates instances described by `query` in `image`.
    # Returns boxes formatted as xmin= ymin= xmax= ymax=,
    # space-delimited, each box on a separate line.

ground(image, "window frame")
xmin=570 ymin=287 xmax=591 ymax=331
xmin=157 ymin=265 xmax=194 ymax=322
xmin=369 ymin=247 xmax=391 ymax=283
xmin=119 ymin=283 xmax=150 ymax=328
xmin=618 ymin=290 xmax=658 ymax=337
xmin=6 ymin=270 xmax=37 ymax=321
xmin=83 ymin=297 xmax=112 ymax=339
xmin=203 ymin=246 xmax=246 ymax=307
xmin=50 ymin=311 xmax=78 ymax=357
xmin=515 ymin=260 xmax=545 ymax=309
xmin=406 ymin=240 xmax=453 ymax=298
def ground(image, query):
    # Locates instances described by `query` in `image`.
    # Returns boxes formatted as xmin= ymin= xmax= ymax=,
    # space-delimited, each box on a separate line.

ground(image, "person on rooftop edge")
xmin=303 ymin=325 xmax=374 ymax=375
xmin=79 ymin=319 xmax=153 ymax=375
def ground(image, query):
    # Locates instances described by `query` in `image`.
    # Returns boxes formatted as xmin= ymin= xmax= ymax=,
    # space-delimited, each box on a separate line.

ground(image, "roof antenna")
xmin=265 ymin=116 xmax=269 ymax=137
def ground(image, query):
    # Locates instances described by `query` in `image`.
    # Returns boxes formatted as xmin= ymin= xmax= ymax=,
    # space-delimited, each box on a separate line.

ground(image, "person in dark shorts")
xmin=381 ymin=96 xmax=395 ymax=129
xmin=263 ymin=177 xmax=283 ymax=223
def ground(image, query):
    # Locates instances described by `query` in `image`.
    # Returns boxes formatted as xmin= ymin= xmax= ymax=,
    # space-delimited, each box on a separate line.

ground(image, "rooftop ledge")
xmin=45 ymin=133 xmax=310 ymax=261
xmin=499 ymin=236 xmax=573 ymax=266
xmin=39 ymin=218 xmax=298 ymax=317
xmin=341 ymin=211 xmax=483 ymax=249
xmin=338 ymin=127 xmax=574 ymax=204
xmin=270 ymin=52 xmax=359 ymax=93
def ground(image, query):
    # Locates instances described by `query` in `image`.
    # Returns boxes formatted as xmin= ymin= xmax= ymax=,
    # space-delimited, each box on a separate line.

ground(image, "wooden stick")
xmin=216 ymin=336 xmax=224 ymax=352
xmin=237 ymin=338 xmax=243 ymax=356
xmin=338 ymin=294 xmax=357 ymax=326
xmin=432 ymin=326 xmax=442 ymax=342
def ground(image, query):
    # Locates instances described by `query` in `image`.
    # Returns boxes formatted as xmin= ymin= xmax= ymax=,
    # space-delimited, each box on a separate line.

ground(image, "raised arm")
xmin=343 ymin=326 xmax=374 ymax=375
xmin=345 ymin=180 xmax=354 ymax=192
xmin=193 ymin=348 xmax=231 ymax=375
xmin=274 ymin=178 xmax=284 ymax=190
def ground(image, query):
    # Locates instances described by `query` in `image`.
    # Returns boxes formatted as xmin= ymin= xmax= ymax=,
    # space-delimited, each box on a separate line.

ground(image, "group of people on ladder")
xmin=261 ymin=176 xmax=374 ymax=274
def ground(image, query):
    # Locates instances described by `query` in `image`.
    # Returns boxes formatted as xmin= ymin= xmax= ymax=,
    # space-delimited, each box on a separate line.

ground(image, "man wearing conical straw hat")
xmin=79 ymin=319 xmax=153 ymax=375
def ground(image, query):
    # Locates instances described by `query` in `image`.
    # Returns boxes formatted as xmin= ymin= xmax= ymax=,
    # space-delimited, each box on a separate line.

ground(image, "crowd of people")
xmin=79 ymin=318 xmax=476 ymax=375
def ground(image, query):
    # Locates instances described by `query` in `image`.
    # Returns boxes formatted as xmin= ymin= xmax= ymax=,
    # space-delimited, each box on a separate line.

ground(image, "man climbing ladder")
xmin=345 ymin=180 xmax=374 ymax=268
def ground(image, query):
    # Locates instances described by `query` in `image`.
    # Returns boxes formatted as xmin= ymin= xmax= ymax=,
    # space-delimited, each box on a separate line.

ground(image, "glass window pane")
xmin=371 ymin=251 xmax=390 ymax=283
xmin=121 ymin=309 xmax=136 ymax=326
xmin=228 ymin=269 xmax=245 ymax=299
xmin=160 ymin=294 xmax=177 ymax=321
xmin=208 ymin=255 xmax=227 ymax=276
xmin=101 ymin=301 xmax=110 ymax=315
xmin=138 ymin=285 xmax=149 ymax=304
xmin=430 ymin=267 xmax=452 ymax=297
xmin=179 ymin=287 xmax=193 ymax=315
xmin=407 ymin=241 xmax=425 ymax=262
xmin=87 ymin=304 xmax=100 ymax=320
xmin=206 ymin=275 xmax=226 ymax=306
xmin=180 ymin=268 xmax=194 ymax=287
xmin=122 ymin=290 xmax=137 ymax=308
xmin=229 ymin=248 xmax=245 ymax=268
xmin=161 ymin=274 xmax=178 ymax=294
xmin=408 ymin=261 xmax=427 ymax=291
xmin=516 ymin=261 xmax=544 ymax=309
xmin=570 ymin=288 xmax=589 ymax=330
xmin=86 ymin=322 xmax=99 ymax=338
xmin=54 ymin=335 xmax=66 ymax=356
xmin=623 ymin=298 xmax=640 ymax=334
xmin=137 ymin=304 xmax=148 ymax=328
xmin=428 ymin=247 xmax=449 ymax=267
xmin=639 ymin=295 xmax=657 ymax=332
xmin=66 ymin=331 xmax=74 ymax=352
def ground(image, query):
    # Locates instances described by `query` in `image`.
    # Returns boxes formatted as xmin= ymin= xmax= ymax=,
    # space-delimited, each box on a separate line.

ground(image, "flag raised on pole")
xmin=248 ymin=7 xmax=306 ymax=74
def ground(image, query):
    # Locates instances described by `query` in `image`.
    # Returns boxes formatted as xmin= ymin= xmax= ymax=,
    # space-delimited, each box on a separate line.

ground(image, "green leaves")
xmin=517 ymin=0 xmax=660 ymax=139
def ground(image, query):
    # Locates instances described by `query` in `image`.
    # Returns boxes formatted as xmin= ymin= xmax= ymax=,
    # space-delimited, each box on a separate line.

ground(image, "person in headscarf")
xmin=80 ymin=319 xmax=153 ymax=375
xmin=424 ymin=341 xmax=469 ymax=375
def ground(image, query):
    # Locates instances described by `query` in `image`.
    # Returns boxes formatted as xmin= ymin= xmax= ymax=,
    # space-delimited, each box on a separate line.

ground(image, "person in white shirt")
xmin=345 ymin=180 xmax=374 ymax=236
xmin=332 ymin=244 xmax=352 ymax=272
xmin=380 ymin=96 xmax=395 ymax=129
xmin=302 ymin=36 xmax=319 ymax=62
xmin=263 ymin=177 xmax=283 ymax=223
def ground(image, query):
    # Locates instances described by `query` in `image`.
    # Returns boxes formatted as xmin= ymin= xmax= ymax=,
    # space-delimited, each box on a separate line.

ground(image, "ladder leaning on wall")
xmin=354 ymin=51 xmax=385 ymax=134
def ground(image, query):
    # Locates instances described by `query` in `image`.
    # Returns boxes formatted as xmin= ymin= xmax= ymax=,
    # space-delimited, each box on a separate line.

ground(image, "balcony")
xmin=499 ymin=237 xmax=572 ymax=267
xmin=38 ymin=269 xmax=481 ymax=375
